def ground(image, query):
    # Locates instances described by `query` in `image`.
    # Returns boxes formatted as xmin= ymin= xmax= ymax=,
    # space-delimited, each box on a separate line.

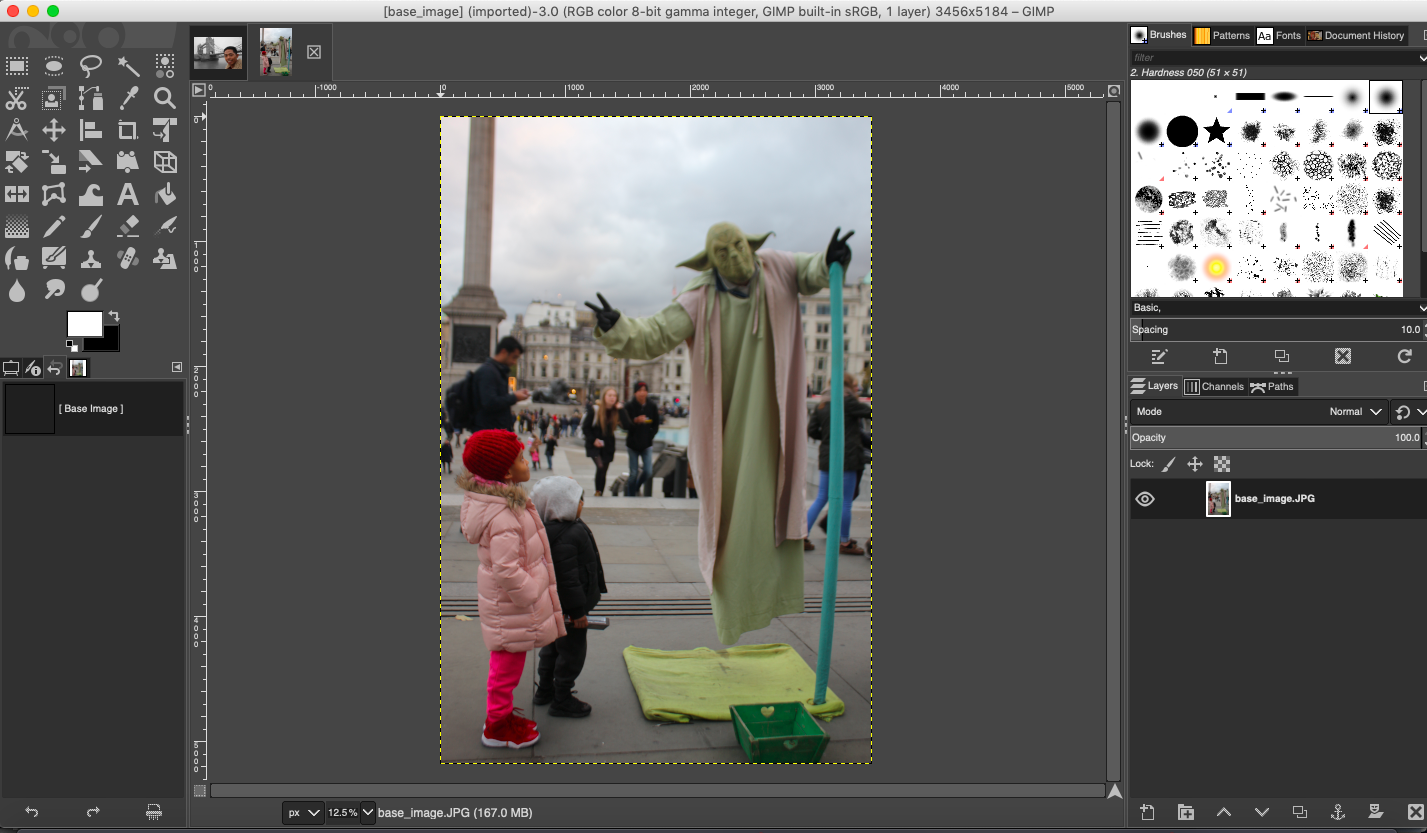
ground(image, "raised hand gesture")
xmin=826 ymin=227 xmax=854 ymax=269
xmin=584 ymin=293 xmax=621 ymax=332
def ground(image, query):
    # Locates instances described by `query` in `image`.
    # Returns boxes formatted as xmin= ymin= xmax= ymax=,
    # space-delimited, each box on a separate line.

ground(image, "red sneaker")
xmin=481 ymin=711 xmax=540 ymax=749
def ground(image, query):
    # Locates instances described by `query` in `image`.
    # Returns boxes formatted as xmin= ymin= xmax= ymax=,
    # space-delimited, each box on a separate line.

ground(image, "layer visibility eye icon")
xmin=1134 ymin=491 xmax=1155 ymax=508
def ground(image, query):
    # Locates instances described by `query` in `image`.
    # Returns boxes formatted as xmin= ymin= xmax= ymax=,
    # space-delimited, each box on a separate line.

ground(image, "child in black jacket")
xmin=529 ymin=476 xmax=608 ymax=718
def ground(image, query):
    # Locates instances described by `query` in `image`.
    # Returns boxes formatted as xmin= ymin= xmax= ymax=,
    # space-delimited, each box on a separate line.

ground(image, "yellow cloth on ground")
xmin=622 ymin=644 xmax=845 ymax=723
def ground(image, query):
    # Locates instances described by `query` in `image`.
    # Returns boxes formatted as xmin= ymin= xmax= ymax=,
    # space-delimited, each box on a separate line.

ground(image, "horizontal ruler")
xmin=203 ymin=81 xmax=1121 ymax=100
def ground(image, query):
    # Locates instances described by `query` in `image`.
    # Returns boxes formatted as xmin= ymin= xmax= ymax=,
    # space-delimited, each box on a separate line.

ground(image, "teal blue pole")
xmin=814 ymin=262 xmax=845 ymax=705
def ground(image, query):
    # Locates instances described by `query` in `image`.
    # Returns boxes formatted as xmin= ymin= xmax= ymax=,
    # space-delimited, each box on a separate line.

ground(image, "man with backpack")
xmin=445 ymin=336 xmax=531 ymax=434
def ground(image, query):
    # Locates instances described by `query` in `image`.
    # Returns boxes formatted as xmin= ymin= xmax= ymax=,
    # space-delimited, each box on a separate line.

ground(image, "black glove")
xmin=584 ymin=292 xmax=621 ymax=332
xmin=826 ymin=227 xmax=854 ymax=270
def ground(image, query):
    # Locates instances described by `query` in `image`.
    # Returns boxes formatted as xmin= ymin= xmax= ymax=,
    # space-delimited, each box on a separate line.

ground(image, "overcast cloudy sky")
xmin=440 ymin=117 xmax=871 ymax=330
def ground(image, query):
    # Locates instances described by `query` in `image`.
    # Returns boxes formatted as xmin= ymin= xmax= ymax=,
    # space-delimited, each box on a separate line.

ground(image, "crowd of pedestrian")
xmin=444 ymin=338 xmax=868 ymax=550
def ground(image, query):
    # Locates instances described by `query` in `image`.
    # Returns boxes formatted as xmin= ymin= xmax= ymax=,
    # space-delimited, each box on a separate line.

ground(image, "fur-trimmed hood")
xmin=457 ymin=476 xmax=527 ymax=511
xmin=459 ymin=479 xmax=531 ymax=548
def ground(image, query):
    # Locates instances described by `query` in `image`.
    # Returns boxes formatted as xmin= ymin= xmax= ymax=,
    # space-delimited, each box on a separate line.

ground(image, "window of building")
xmin=815 ymin=338 xmax=828 ymax=351
xmin=816 ymin=357 xmax=826 ymax=371
xmin=596 ymin=368 xmax=602 ymax=380
xmin=816 ymin=304 xmax=830 ymax=316
xmin=816 ymin=322 xmax=830 ymax=334
xmin=675 ymin=364 xmax=682 ymax=377
xmin=800 ymin=303 xmax=806 ymax=315
xmin=541 ymin=365 xmax=547 ymax=378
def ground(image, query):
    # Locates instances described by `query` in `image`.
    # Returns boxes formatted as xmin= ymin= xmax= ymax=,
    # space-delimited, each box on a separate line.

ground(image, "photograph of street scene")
xmin=440 ymin=117 xmax=872 ymax=762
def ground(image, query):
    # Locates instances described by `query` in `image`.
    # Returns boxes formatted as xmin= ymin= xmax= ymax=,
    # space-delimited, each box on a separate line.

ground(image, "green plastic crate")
xmin=729 ymin=702 xmax=829 ymax=763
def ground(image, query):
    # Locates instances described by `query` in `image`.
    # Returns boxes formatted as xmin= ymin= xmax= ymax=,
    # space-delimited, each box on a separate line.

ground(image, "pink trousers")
xmin=486 ymin=649 xmax=527 ymax=722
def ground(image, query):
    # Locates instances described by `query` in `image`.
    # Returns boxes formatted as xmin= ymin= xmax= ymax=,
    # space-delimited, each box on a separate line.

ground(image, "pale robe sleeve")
xmin=595 ymin=301 xmax=696 ymax=362
xmin=793 ymin=252 xmax=832 ymax=296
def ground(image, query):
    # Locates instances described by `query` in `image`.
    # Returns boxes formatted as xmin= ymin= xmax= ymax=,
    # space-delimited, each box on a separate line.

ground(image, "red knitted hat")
xmin=463 ymin=429 xmax=524 ymax=482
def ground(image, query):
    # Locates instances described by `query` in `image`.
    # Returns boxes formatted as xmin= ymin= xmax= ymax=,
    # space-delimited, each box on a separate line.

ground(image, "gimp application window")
xmin=0 ymin=1 xmax=1423 ymax=832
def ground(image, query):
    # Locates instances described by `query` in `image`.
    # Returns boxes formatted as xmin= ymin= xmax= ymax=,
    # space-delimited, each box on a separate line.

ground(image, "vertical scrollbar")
xmin=1105 ymin=98 xmax=1123 ymax=785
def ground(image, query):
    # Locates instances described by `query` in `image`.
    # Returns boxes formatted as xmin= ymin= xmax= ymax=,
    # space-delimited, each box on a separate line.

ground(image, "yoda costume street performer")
xmin=586 ymin=224 xmax=854 ymax=644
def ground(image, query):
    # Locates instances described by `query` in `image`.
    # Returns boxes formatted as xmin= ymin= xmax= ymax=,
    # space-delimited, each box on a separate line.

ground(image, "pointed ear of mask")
xmin=676 ymin=250 xmax=710 ymax=271
xmin=746 ymin=231 xmax=773 ymax=252
xmin=675 ymin=231 xmax=774 ymax=271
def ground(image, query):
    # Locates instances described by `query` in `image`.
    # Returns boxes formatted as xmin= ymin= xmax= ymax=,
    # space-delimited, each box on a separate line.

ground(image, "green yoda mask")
xmin=676 ymin=223 xmax=773 ymax=285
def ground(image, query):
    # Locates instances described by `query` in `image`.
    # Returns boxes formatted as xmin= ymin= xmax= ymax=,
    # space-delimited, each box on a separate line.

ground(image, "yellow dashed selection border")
xmin=439 ymin=115 xmax=870 ymax=764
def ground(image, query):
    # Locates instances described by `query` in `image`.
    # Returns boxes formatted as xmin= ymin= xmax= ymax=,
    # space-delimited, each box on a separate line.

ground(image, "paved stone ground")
xmin=439 ymin=440 xmax=872 ymax=763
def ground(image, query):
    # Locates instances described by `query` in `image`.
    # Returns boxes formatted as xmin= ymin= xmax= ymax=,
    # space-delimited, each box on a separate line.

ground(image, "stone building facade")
xmin=800 ymin=274 xmax=871 ymax=395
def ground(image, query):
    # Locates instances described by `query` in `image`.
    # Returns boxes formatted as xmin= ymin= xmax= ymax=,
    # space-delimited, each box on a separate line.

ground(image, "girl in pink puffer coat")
xmin=458 ymin=429 xmax=565 ymax=750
